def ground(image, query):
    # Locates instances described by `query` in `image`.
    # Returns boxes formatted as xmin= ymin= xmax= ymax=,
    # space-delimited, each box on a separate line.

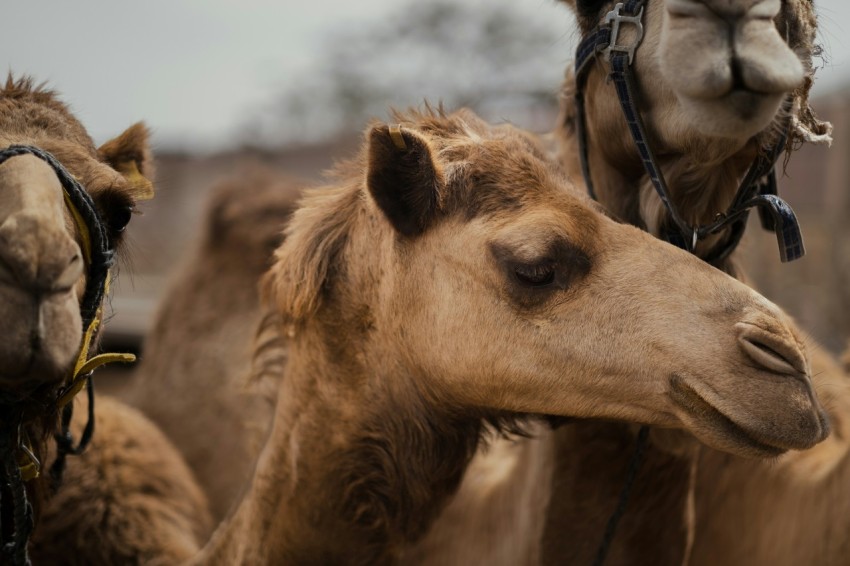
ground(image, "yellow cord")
xmin=63 ymin=191 xmax=92 ymax=265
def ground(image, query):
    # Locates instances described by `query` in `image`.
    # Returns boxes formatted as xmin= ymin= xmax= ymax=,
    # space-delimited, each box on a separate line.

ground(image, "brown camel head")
xmin=562 ymin=0 xmax=824 ymax=146
xmin=556 ymin=0 xmax=830 ymax=259
xmin=266 ymin=107 xmax=828 ymax=459
xmin=0 ymin=76 xmax=154 ymax=403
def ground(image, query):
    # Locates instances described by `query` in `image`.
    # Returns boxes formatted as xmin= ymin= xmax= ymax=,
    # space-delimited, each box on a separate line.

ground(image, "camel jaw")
xmin=667 ymin=373 xmax=830 ymax=459
xmin=673 ymin=89 xmax=787 ymax=140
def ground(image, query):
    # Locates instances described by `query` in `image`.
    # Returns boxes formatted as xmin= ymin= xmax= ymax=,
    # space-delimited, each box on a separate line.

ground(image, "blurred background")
xmin=3 ymin=0 xmax=850 ymax=355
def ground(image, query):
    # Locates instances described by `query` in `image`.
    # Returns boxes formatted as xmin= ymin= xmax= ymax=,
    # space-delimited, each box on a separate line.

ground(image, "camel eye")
xmin=108 ymin=204 xmax=134 ymax=234
xmin=514 ymin=262 xmax=556 ymax=287
xmin=96 ymin=192 xmax=135 ymax=237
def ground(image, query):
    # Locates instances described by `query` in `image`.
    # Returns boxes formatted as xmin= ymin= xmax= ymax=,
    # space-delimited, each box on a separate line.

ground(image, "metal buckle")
xmin=603 ymin=3 xmax=645 ymax=65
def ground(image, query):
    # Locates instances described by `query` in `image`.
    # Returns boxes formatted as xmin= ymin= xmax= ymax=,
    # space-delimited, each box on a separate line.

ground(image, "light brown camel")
xmin=553 ymin=2 xmax=850 ymax=564
xmin=0 ymin=76 xmax=211 ymax=564
xmin=407 ymin=1 xmax=848 ymax=564
xmin=555 ymin=0 xmax=831 ymax=264
xmin=120 ymin=166 xmax=301 ymax=520
xmin=190 ymin=108 xmax=827 ymax=565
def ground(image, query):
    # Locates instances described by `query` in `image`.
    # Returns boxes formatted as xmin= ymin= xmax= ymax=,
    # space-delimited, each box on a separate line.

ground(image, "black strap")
xmin=609 ymin=54 xmax=695 ymax=245
xmin=591 ymin=425 xmax=650 ymax=566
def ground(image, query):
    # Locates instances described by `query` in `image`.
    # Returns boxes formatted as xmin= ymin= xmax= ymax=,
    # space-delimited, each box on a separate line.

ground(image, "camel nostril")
xmin=739 ymin=336 xmax=805 ymax=377
xmin=52 ymin=251 xmax=84 ymax=292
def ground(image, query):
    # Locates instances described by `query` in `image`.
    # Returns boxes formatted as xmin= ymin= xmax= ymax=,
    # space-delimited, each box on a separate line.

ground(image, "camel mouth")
xmin=677 ymin=89 xmax=784 ymax=138
xmin=668 ymin=375 xmax=814 ymax=458
xmin=0 ymin=356 xmax=66 ymax=393
xmin=722 ymin=89 xmax=779 ymax=121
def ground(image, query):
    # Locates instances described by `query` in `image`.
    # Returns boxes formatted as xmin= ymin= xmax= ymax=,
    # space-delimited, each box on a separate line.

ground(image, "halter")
xmin=0 ymin=145 xmax=136 ymax=566
xmin=574 ymin=0 xmax=805 ymax=264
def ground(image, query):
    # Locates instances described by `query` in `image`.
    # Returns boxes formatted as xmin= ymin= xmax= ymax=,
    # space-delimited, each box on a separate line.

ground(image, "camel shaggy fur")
xmin=29 ymin=396 xmax=211 ymax=566
xmin=121 ymin=166 xmax=301 ymax=520
xmin=0 ymin=76 xmax=211 ymax=564
xmin=191 ymin=108 xmax=826 ymax=565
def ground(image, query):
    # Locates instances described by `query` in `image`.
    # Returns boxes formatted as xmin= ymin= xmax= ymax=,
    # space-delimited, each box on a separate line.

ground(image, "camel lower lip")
xmin=669 ymin=377 xmax=786 ymax=457
xmin=0 ymin=350 xmax=37 ymax=381
xmin=0 ymin=355 xmax=65 ymax=393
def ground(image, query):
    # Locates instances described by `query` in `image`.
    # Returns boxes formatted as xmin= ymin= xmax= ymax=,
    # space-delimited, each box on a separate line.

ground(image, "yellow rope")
xmin=63 ymin=191 xmax=92 ymax=264
xmin=56 ymin=272 xmax=137 ymax=410
xmin=16 ymin=436 xmax=39 ymax=482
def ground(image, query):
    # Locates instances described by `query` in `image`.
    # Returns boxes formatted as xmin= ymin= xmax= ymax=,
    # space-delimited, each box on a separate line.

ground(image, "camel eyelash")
xmin=513 ymin=261 xmax=557 ymax=288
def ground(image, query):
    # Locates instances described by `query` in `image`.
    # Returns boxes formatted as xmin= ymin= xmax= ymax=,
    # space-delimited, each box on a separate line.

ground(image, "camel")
xmin=120 ymin=166 xmax=302 ymax=520
xmin=555 ymin=0 xmax=831 ymax=267
xmin=0 ymin=75 xmax=211 ymax=564
xmin=551 ymin=1 xmax=850 ymax=563
xmin=406 ymin=1 xmax=849 ymax=563
xmin=189 ymin=108 xmax=828 ymax=565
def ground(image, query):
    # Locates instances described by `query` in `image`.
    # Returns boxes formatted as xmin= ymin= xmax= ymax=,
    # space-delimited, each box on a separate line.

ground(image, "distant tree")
xmin=241 ymin=0 xmax=571 ymax=146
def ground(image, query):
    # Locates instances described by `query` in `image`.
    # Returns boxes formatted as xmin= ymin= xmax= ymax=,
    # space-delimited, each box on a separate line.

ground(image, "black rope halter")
xmin=574 ymin=0 xmax=805 ymax=264
xmin=0 ymin=145 xmax=115 ymax=566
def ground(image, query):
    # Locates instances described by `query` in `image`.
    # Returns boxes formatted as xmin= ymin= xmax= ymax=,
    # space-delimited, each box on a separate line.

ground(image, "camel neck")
xmin=193 ymin=330 xmax=483 ymax=565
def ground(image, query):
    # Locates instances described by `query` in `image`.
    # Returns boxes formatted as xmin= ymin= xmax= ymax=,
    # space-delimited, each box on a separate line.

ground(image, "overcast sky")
xmin=3 ymin=0 xmax=849 ymax=151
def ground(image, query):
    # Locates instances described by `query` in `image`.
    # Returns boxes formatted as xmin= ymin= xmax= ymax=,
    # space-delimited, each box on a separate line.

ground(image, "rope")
xmin=591 ymin=425 xmax=650 ymax=566
xmin=0 ymin=433 xmax=33 ymax=566
xmin=50 ymin=378 xmax=97 ymax=492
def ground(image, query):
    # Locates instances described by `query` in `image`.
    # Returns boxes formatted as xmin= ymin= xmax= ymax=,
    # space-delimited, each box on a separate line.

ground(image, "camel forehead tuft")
xmin=1 ymin=75 xmax=59 ymax=104
xmin=0 ymin=74 xmax=97 ymax=154
xmin=384 ymin=106 xmax=565 ymax=219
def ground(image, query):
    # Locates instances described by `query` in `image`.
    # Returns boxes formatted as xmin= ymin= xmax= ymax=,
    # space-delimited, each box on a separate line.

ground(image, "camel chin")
xmin=668 ymin=372 xmax=829 ymax=459
xmin=666 ymin=310 xmax=829 ymax=458
xmin=674 ymin=90 xmax=786 ymax=141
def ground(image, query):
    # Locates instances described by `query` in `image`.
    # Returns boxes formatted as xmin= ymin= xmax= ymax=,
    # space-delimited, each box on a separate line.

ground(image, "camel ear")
xmin=571 ymin=0 xmax=609 ymax=21
xmin=98 ymin=122 xmax=155 ymax=202
xmin=366 ymin=124 xmax=444 ymax=237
